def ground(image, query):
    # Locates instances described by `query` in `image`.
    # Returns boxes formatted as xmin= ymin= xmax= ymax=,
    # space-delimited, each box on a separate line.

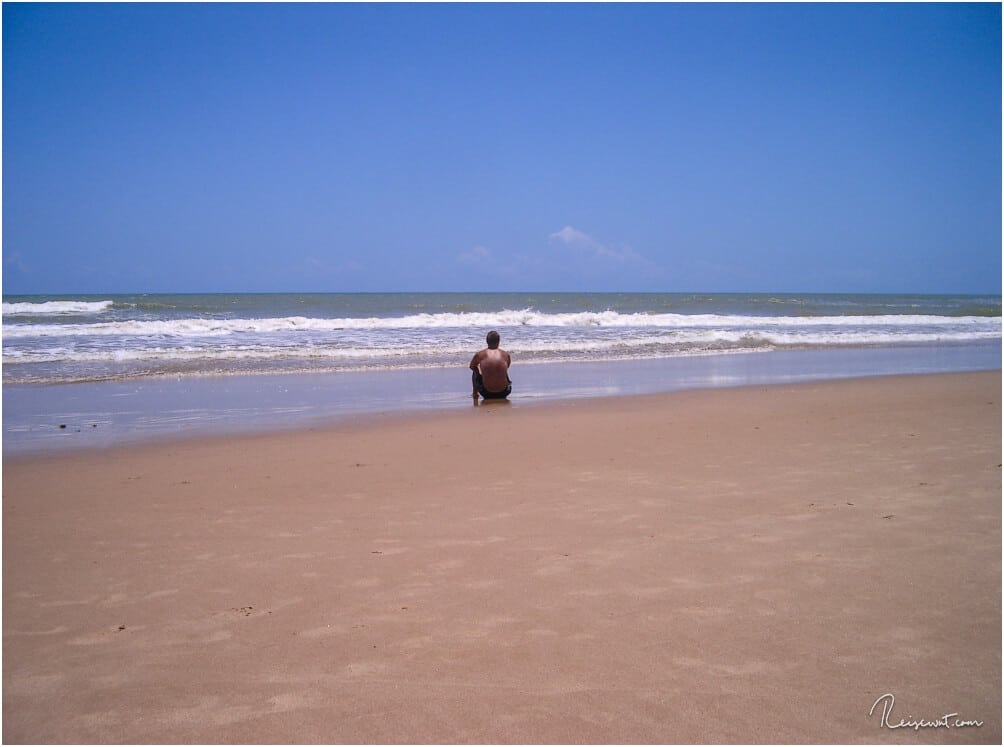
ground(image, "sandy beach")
xmin=3 ymin=371 xmax=1000 ymax=744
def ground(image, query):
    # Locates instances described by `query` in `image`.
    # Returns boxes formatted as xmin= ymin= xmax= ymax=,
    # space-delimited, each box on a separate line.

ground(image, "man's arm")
xmin=469 ymin=350 xmax=483 ymax=399
xmin=469 ymin=350 xmax=484 ymax=372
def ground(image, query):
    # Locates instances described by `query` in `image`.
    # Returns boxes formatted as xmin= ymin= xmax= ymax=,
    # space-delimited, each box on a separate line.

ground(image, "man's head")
xmin=486 ymin=330 xmax=501 ymax=349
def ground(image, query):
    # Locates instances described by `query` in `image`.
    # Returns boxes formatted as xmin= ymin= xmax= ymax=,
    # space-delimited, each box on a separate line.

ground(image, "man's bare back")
xmin=470 ymin=330 xmax=511 ymax=400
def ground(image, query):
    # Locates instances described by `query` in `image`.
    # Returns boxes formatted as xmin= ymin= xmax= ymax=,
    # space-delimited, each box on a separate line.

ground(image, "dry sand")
xmin=3 ymin=371 xmax=1001 ymax=744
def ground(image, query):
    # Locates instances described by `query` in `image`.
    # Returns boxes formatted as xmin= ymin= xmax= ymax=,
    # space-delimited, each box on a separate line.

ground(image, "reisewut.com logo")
xmin=869 ymin=693 xmax=984 ymax=731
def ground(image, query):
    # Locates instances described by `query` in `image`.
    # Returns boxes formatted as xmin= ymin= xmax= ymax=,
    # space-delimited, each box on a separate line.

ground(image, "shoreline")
xmin=4 ymin=341 xmax=1001 ymax=457
xmin=4 ymin=371 xmax=1001 ymax=742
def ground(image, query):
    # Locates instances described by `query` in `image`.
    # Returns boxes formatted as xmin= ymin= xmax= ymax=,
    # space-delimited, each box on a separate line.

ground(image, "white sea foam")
xmin=2 ymin=325 xmax=998 ymax=369
xmin=2 ymin=300 xmax=114 ymax=316
xmin=3 ymin=296 xmax=999 ymax=386
xmin=2 ymin=310 xmax=1000 ymax=338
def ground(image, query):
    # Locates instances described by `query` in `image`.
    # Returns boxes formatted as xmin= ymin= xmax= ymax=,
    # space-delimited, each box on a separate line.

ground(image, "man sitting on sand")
xmin=470 ymin=330 xmax=511 ymax=402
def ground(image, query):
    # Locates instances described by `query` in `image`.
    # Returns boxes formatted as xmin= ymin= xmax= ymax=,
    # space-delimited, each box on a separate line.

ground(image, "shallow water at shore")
xmin=3 ymin=342 xmax=999 ymax=457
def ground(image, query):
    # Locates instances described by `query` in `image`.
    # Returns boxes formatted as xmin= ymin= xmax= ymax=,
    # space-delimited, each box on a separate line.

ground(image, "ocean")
xmin=4 ymin=292 xmax=1001 ymax=385
xmin=3 ymin=292 xmax=1001 ymax=454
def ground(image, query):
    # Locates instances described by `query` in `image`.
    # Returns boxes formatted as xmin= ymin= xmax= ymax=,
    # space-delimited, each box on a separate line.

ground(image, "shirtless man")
xmin=469 ymin=330 xmax=511 ymax=402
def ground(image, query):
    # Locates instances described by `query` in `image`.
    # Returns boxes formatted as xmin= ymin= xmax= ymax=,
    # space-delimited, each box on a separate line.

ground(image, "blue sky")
xmin=3 ymin=2 xmax=1001 ymax=294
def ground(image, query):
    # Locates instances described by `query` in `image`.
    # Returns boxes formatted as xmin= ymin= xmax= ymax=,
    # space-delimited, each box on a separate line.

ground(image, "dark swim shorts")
xmin=473 ymin=371 xmax=511 ymax=400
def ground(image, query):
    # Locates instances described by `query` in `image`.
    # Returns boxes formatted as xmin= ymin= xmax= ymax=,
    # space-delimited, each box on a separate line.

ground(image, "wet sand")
xmin=3 ymin=371 xmax=1000 ymax=743
xmin=6 ymin=342 xmax=1001 ymax=457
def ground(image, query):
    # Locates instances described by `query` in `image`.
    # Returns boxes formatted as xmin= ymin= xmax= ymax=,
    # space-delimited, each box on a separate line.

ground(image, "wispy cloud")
xmin=302 ymin=255 xmax=366 ymax=275
xmin=548 ymin=226 xmax=641 ymax=262
xmin=4 ymin=250 xmax=29 ymax=274
xmin=457 ymin=245 xmax=493 ymax=265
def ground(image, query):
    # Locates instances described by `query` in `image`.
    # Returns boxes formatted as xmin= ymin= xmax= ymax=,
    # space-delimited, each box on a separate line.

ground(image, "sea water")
xmin=3 ymin=292 xmax=1000 ymax=454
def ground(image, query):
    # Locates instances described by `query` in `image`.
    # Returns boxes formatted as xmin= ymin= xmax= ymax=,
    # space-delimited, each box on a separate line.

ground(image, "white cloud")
xmin=548 ymin=226 xmax=594 ymax=246
xmin=548 ymin=226 xmax=642 ymax=263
